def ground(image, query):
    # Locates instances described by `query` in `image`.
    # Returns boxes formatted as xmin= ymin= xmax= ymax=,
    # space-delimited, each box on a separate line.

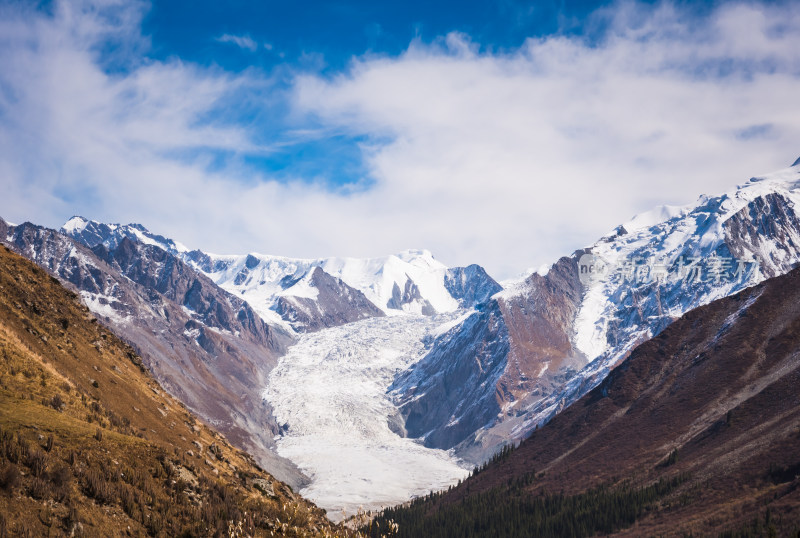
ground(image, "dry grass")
xmin=0 ymin=245 xmax=363 ymax=537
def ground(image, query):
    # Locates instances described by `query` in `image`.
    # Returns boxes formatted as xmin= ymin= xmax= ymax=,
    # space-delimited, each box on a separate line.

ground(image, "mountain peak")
xmin=61 ymin=218 xmax=188 ymax=255
xmin=61 ymin=215 xmax=91 ymax=233
xmin=395 ymin=248 xmax=437 ymax=264
xmin=793 ymin=155 xmax=800 ymax=167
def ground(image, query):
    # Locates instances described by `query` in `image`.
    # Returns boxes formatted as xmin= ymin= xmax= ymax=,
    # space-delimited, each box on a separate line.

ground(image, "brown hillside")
xmin=0 ymin=244 xmax=354 ymax=537
xmin=413 ymin=267 xmax=800 ymax=536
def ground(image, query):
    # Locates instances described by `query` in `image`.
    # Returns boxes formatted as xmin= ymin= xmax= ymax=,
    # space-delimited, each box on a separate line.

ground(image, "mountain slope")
xmin=371 ymin=264 xmax=800 ymax=536
xmin=1 ymin=219 xmax=303 ymax=487
xmin=0 ymin=244 xmax=348 ymax=537
xmin=395 ymin=164 xmax=800 ymax=462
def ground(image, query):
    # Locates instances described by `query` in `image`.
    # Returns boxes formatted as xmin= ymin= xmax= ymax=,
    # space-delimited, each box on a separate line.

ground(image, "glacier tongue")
xmin=262 ymin=313 xmax=470 ymax=521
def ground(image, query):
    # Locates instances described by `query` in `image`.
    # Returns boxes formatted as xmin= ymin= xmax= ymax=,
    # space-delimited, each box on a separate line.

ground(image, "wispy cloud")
xmin=216 ymin=33 xmax=258 ymax=52
xmin=1 ymin=1 xmax=799 ymax=278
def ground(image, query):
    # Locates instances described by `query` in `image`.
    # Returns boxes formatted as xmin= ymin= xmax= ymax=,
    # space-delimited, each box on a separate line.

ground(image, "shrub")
xmin=84 ymin=469 xmax=114 ymax=504
xmin=50 ymin=463 xmax=72 ymax=489
xmin=0 ymin=431 xmax=22 ymax=464
xmin=25 ymin=448 xmax=47 ymax=478
xmin=50 ymin=394 xmax=65 ymax=411
xmin=65 ymin=504 xmax=80 ymax=532
xmin=147 ymin=512 xmax=164 ymax=535
xmin=0 ymin=463 xmax=21 ymax=493
xmin=28 ymin=477 xmax=49 ymax=500
xmin=118 ymin=484 xmax=138 ymax=518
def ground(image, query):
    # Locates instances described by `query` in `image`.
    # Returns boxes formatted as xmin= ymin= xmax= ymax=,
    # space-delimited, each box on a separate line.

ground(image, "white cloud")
xmin=1 ymin=1 xmax=799 ymax=279
xmin=292 ymin=2 xmax=800 ymax=276
xmin=216 ymin=33 xmax=258 ymax=52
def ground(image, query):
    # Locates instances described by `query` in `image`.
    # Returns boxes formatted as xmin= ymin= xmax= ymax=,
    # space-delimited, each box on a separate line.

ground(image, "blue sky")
xmin=1 ymin=0 xmax=800 ymax=278
xmin=144 ymin=0 xmax=621 ymax=71
xmin=138 ymin=0 xmax=646 ymax=187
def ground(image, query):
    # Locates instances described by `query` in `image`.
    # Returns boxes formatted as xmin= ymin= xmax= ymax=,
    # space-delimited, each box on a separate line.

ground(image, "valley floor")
xmin=262 ymin=313 xmax=470 ymax=520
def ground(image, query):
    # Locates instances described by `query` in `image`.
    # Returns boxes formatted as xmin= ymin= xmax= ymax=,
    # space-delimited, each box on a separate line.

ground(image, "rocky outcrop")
xmin=724 ymin=192 xmax=800 ymax=277
xmin=393 ymin=256 xmax=583 ymax=456
xmin=391 ymin=301 xmax=509 ymax=449
xmin=386 ymin=277 xmax=435 ymax=315
xmin=444 ymin=264 xmax=502 ymax=308
xmin=275 ymin=266 xmax=385 ymax=332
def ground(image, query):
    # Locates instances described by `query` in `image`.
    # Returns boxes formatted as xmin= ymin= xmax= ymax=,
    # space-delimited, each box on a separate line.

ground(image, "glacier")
xmin=262 ymin=313 xmax=470 ymax=520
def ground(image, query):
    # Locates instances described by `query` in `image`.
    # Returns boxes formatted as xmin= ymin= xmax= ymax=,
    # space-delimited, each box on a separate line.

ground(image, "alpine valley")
xmin=3 ymin=158 xmax=800 ymax=529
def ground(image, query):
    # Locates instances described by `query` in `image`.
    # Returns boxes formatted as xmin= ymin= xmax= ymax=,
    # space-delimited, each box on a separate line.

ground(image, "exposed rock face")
xmin=724 ymin=192 xmax=800 ymax=277
xmin=0 ymin=219 xmax=303 ymax=487
xmin=182 ymin=249 xmax=231 ymax=274
xmin=91 ymin=238 xmax=283 ymax=349
xmin=274 ymin=266 xmax=385 ymax=332
xmin=386 ymin=277 xmax=435 ymax=315
xmin=444 ymin=264 xmax=502 ymax=308
xmin=392 ymin=301 xmax=509 ymax=449
xmin=393 ymin=166 xmax=800 ymax=463
xmin=393 ymin=256 xmax=583 ymax=452
xmin=496 ymin=256 xmax=584 ymax=401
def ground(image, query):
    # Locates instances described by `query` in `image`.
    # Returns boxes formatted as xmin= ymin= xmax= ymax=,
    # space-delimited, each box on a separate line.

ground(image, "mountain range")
xmin=393 ymin=163 xmax=800 ymax=463
xmin=372 ymin=244 xmax=800 ymax=536
xmin=2 ymin=158 xmax=800 ymax=522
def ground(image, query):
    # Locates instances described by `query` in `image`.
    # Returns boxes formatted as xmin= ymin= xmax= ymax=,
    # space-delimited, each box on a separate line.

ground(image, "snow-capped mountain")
xmin=394 ymin=162 xmax=800 ymax=462
xmin=62 ymin=217 xmax=501 ymax=333
xmin=63 ymin=216 xmax=190 ymax=256
xmin=54 ymin=215 xmax=504 ymax=514
xmin=388 ymin=262 xmax=800 ymax=535
xmin=182 ymin=248 xmax=497 ymax=323
xmin=16 ymin=157 xmax=800 ymax=516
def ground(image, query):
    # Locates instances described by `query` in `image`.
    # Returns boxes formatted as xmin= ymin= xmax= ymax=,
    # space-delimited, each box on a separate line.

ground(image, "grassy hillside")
xmin=0 ymin=244 xmax=359 ymax=537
